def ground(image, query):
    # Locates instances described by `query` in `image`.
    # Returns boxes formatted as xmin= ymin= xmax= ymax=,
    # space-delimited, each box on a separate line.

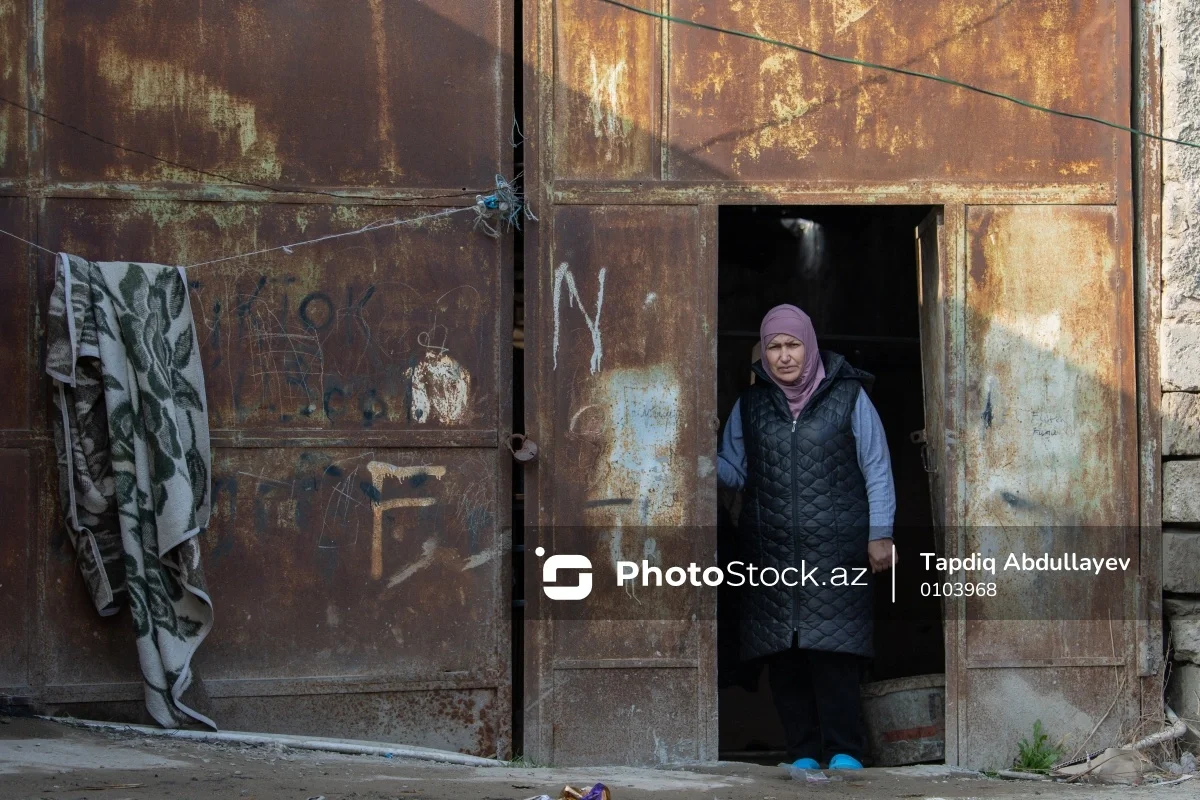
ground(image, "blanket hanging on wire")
xmin=46 ymin=253 xmax=215 ymax=730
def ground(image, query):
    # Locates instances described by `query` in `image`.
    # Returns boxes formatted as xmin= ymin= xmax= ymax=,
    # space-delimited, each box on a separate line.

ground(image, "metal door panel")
xmin=964 ymin=666 xmax=1132 ymax=771
xmin=553 ymin=0 xmax=660 ymax=180
xmin=666 ymin=1 xmax=1121 ymax=187
xmin=963 ymin=206 xmax=1134 ymax=526
xmin=43 ymin=0 xmax=508 ymax=189
xmin=0 ymin=199 xmax=32 ymax=429
xmin=916 ymin=206 xmax=961 ymax=763
xmin=0 ymin=449 xmax=33 ymax=689
xmin=200 ymin=447 xmax=503 ymax=681
xmin=550 ymin=668 xmax=702 ymax=765
xmin=528 ymin=0 xmax=1146 ymax=771
xmin=524 ymin=203 xmax=717 ymax=765
xmin=36 ymin=198 xmax=512 ymax=752
xmin=958 ymin=204 xmax=1137 ymax=769
xmin=43 ymin=199 xmax=502 ymax=433
xmin=42 ymin=541 xmax=139 ymax=687
xmin=12 ymin=3 xmax=513 ymax=756
xmin=0 ymin=1 xmax=28 ymax=180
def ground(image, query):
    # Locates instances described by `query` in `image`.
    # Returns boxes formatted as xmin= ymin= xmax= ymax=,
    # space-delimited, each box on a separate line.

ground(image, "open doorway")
xmin=716 ymin=205 xmax=946 ymax=765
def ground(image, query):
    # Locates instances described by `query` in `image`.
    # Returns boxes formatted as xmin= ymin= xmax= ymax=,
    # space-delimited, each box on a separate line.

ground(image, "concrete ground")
xmin=0 ymin=717 xmax=1195 ymax=800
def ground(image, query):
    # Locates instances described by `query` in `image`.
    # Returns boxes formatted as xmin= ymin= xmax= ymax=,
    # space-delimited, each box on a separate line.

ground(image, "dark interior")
xmin=716 ymin=205 xmax=945 ymax=762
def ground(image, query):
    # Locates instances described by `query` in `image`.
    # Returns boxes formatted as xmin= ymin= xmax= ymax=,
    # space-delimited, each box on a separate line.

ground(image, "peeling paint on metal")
xmin=833 ymin=0 xmax=879 ymax=33
xmin=405 ymin=351 xmax=471 ymax=425
xmin=965 ymin=206 xmax=1127 ymax=525
xmin=555 ymin=0 xmax=659 ymax=179
xmin=959 ymin=205 xmax=1138 ymax=767
xmin=732 ymin=51 xmax=820 ymax=168
xmin=667 ymin=0 xmax=1121 ymax=184
xmin=589 ymin=54 xmax=629 ymax=162
xmin=95 ymin=48 xmax=282 ymax=177
xmin=460 ymin=547 xmax=495 ymax=571
xmin=590 ymin=367 xmax=683 ymax=526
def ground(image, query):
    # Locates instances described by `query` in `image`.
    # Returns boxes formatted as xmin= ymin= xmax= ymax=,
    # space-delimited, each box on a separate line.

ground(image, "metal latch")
xmin=910 ymin=429 xmax=935 ymax=473
xmin=509 ymin=433 xmax=539 ymax=463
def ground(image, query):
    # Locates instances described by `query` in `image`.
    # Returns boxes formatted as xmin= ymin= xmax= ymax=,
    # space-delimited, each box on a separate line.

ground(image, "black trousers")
xmin=766 ymin=645 xmax=867 ymax=763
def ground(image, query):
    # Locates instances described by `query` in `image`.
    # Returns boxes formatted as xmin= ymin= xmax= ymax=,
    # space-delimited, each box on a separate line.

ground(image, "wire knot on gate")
xmin=473 ymin=174 xmax=537 ymax=237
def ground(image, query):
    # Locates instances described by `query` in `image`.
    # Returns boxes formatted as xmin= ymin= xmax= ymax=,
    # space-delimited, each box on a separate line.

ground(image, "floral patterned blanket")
xmin=46 ymin=253 xmax=214 ymax=729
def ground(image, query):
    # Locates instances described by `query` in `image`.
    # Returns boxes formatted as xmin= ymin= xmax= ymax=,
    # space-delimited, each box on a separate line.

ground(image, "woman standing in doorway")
xmin=718 ymin=303 xmax=896 ymax=771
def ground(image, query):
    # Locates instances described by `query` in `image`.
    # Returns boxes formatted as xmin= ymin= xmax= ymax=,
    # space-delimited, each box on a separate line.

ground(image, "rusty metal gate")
xmin=0 ymin=0 xmax=1161 ymax=769
xmin=523 ymin=0 xmax=1154 ymax=769
xmin=1 ymin=1 xmax=513 ymax=756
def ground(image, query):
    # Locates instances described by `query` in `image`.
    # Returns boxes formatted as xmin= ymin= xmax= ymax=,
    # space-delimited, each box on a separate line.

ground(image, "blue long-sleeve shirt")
xmin=717 ymin=392 xmax=897 ymax=540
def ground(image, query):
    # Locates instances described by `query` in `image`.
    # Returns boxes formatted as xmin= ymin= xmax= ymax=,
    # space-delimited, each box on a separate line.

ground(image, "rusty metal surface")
xmin=38 ymin=445 xmax=503 ymax=688
xmin=523 ymin=203 xmax=717 ymax=765
xmin=43 ymin=0 xmax=507 ymax=189
xmin=0 ymin=449 xmax=32 ymax=689
xmin=963 ymin=205 xmax=1135 ymax=528
xmin=46 ymin=688 xmax=505 ymax=757
xmin=939 ymin=204 xmax=969 ymax=767
xmin=3 ymin=0 xmax=1154 ymax=769
xmin=665 ymin=1 xmax=1122 ymax=185
xmin=553 ymin=0 xmax=660 ymax=179
xmin=0 ymin=199 xmax=31 ymax=430
xmin=915 ymin=205 xmax=960 ymax=760
xmin=544 ymin=204 xmax=708 ymax=530
xmin=550 ymin=181 xmax=1118 ymax=207
xmin=957 ymin=204 xmax=1138 ymax=769
xmin=200 ymin=447 xmax=501 ymax=680
xmin=529 ymin=0 xmax=1142 ymax=768
xmin=7 ymin=2 xmax=514 ymax=757
xmin=34 ymin=203 xmax=512 ymax=751
xmin=43 ymin=200 xmax=501 ymax=432
xmin=963 ymin=666 xmax=1134 ymax=770
xmin=0 ymin=200 xmax=34 ymax=694
xmin=0 ymin=0 xmax=28 ymax=180
xmin=1132 ymin=0 xmax=1163 ymax=703
xmin=208 ymin=689 xmax=504 ymax=755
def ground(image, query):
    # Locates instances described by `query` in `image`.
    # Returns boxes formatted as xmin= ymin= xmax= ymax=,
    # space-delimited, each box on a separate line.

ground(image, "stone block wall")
xmin=1162 ymin=0 xmax=1200 ymax=737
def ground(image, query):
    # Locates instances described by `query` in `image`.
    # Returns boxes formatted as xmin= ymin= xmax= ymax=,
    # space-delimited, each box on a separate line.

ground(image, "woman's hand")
xmin=868 ymin=538 xmax=896 ymax=573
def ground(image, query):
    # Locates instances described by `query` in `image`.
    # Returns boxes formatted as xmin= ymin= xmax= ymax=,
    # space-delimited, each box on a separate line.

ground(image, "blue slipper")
xmin=828 ymin=753 xmax=863 ymax=770
xmin=789 ymin=757 xmax=820 ymax=770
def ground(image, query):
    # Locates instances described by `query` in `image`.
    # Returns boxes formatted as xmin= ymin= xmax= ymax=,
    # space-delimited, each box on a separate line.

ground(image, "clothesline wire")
xmin=0 ymin=226 xmax=56 ymax=255
xmin=0 ymin=94 xmax=492 ymax=202
xmin=181 ymin=206 xmax=476 ymax=269
xmin=595 ymin=0 xmax=1199 ymax=150
xmin=0 ymin=205 xmax=484 ymax=269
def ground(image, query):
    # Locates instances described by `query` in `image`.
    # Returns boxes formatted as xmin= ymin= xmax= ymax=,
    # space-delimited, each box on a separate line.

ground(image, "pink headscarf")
xmin=760 ymin=304 xmax=825 ymax=418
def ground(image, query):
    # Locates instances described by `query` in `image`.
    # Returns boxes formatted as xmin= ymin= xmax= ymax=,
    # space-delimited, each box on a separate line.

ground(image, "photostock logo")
xmin=536 ymin=547 xmax=593 ymax=600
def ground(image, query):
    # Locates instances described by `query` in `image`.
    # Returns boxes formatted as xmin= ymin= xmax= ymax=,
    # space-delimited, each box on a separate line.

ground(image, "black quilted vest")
xmin=738 ymin=351 xmax=875 ymax=660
